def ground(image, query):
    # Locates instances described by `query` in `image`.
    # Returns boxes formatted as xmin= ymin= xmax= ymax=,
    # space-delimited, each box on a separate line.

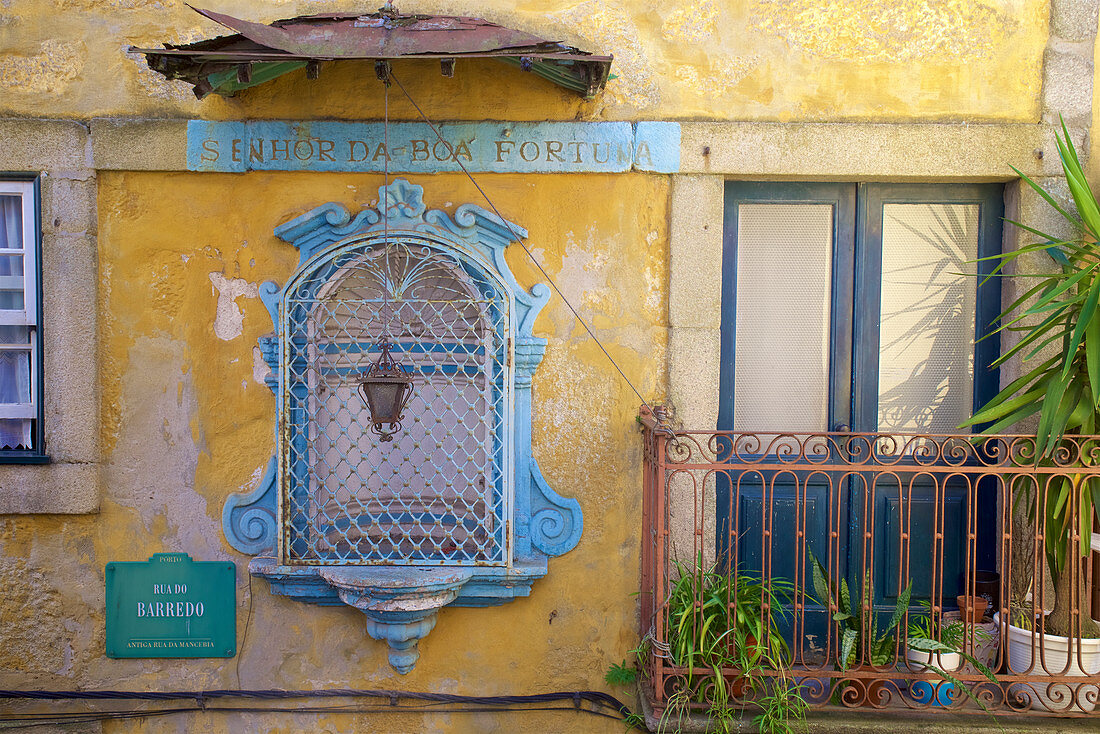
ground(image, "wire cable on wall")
xmin=0 ymin=688 xmax=634 ymax=728
xmin=385 ymin=70 xmax=659 ymax=417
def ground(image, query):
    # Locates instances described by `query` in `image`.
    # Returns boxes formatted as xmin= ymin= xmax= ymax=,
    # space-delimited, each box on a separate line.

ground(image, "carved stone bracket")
xmin=319 ymin=566 xmax=473 ymax=674
xmin=529 ymin=462 xmax=583 ymax=557
xmin=222 ymin=456 xmax=277 ymax=555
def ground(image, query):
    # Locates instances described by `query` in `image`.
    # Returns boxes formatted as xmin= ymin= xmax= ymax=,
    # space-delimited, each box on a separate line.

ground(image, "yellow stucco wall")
xmin=0 ymin=170 xmax=668 ymax=730
xmin=1 ymin=0 xmax=1050 ymax=122
xmin=1 ymin=0 xmax=1096 ymax=730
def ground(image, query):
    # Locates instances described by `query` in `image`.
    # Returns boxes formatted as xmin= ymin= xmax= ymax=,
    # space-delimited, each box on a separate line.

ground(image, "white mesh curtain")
xmin=0 ymin=196 xmax=30 ymax=449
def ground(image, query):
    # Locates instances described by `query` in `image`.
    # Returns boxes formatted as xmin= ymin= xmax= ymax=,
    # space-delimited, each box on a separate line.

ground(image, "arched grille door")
xmin=281 ymin=235 xmax=512 ymax=566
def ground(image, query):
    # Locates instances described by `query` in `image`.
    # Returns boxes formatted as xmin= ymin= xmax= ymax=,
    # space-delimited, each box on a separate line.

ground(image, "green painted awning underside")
xmin=131 ymin=7 xmax=613 ymax=100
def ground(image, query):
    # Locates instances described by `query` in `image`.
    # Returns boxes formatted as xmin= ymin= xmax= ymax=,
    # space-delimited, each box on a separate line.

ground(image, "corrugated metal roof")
xmin=130 ymin=6 xmax=612 ymax=99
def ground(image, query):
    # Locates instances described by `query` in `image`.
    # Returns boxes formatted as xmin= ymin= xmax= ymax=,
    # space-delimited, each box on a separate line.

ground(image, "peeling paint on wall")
xmin=0 ymin=0 xmax=1052 ymax=121
xmin=252 ymin=345 xmax=270 ymax=386
xmin=209 ymin=272 xmax=259 ymax=341
xmin=104 ymin=335 xmax=224 ymax=557
xmin=749 ymin=0 xmax=1013 ymax=62
xmin=675 ymin=55 xmax=762 ymax=97
xmin=0 ymin=558 xmax=66 ymax=672
xmin=55 ymin=0 xmax=161 ymax=9
xmin=0 ymin=39 xmax=85 ymax=94
xmin=662 ymin=0 xmax=719 ymax=44
xmin=548 ymin=1 xmax=661 ymax=111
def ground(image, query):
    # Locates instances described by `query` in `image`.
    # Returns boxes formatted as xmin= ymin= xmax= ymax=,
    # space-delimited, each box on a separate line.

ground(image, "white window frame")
xmin=0 ymin=179 xmax=41 ymax=447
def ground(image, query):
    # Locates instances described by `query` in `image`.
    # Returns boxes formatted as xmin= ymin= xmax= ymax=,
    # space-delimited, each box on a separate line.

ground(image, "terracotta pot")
xmin=957 ymin=594 xmax=989 ymax=623
xmin=723 ymin=634 xmax=758 ymax=699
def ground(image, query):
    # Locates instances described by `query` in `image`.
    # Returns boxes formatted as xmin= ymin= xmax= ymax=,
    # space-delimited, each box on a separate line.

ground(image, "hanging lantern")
xmin=358 ymin=340 xmax=414 ymax=442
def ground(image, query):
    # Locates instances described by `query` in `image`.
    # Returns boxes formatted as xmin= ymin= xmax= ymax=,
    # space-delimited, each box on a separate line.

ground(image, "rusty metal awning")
xmin=130 ymin=6 xmax=613 ymax=99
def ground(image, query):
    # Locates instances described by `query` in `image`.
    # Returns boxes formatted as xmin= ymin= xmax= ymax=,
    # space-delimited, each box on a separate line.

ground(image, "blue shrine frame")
xmin=221 ymin=179 xmax=583 ymax=672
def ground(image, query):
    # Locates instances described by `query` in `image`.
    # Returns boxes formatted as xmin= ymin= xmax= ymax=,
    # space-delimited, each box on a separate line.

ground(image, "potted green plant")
xmin=808 ymin=551 xmax=912 ymax=669
xmin=659 ymin=557 xmax=807 ymax=734
xmin=807 ymin=551 xmax=911 ymax=706
xmin=960 ymin=120 xmax=1100 ymax=711
xmin=905 ymin=602 xmax=996 ymax=707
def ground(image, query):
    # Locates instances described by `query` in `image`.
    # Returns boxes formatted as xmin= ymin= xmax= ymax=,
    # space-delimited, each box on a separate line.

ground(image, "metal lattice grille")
xmin=281 ymin=236 xmax=511 ymax=566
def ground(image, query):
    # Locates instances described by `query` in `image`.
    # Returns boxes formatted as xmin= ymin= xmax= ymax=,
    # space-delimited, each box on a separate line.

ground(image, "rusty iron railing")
xmin=639 ymin=409 xmax=1100 ymax=718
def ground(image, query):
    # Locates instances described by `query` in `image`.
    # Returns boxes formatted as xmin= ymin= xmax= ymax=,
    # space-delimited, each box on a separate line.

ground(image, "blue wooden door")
xmin=853 ymin=184 xmax=1002 ymax=616
xmin=717 ymin=182 xmax=857 ymax=652
xmin=718 ymin=182 xmax=1002 ymax=657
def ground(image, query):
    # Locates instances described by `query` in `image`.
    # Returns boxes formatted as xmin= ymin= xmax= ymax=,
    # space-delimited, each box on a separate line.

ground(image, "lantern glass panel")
xmin=363 ymin=378 xmax=404 ymax=424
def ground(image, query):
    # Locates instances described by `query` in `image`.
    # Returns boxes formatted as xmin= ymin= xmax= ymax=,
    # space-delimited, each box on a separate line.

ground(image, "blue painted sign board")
xmin=105 ymin=553 xmax=236 ymax=658
xmin=187 ymin=120 xmax=680 ymax=174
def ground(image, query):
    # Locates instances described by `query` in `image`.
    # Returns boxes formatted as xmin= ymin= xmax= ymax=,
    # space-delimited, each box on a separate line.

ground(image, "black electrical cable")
xmin=0 ymin=689 xmax=632 ymax=719
xmin=0 ymin=691 xmax=634 ymax=728
xmin=0 ymin=689 xmax=628 ymax=710
xmin=0 ymin=704 xmax=625 ymax=720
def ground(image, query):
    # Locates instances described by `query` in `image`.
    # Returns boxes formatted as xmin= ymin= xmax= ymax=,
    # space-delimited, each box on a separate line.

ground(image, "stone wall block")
xmin=667 ymin=326 xmax=721 ymax=431
xmin=1009 ymin=176 xmax=1075 ymax=245
xmin=998 ymin=178 xmax=1072 ymax=417
xmin=41 ymin=173 xmax=97 ymax=236
xmin=0 ymin=119 xmax=89 ymax=172
xmin=1051 ymin=0 xmax=1100 ymax=42
xmin=0 ymin=462 xmax=98 ymax=514
xmin=1041 ymin=42 xmax=1095 ymax=126
xmin=678 ymin=123 xmax=1052 ymax=178
xmin=669 ymin=175 xmax=723 ymax=330
xmin=89 ymin=118 xmax=188 ymax=171
xmin=40 ymin=233 xmax=98 ymax=464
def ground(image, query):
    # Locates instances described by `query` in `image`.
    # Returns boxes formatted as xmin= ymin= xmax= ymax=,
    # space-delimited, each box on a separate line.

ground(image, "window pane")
xmin=0 ymin=326 xmax=29 ymax=344
xmin=0 ymin=255 xmax=23 ymax=276
xmin=0 ymin=348 xmax=30 ymax=404
xmin=878 ymin=203 xmax=979 ymax=433
xmin=0 ymin=196 xmax=22 ymax=250
xmin=0 ymin=421 xmax=30 ymax=449
xmin=734 ymin=203 xmax=833 ymax=432
xmin=0 ymin=290 xmax=24 ymax=310
xmin=0 ymin=210 xmax=25 ymax=311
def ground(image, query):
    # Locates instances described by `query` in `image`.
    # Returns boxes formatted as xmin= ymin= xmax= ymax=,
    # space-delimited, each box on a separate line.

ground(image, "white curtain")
xmin=0 ymin=196 xmax=31 ymax=449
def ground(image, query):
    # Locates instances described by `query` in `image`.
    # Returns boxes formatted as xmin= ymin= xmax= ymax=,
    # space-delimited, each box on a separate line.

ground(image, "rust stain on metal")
xmin=131 ymin=6 xmax=612 ymax=99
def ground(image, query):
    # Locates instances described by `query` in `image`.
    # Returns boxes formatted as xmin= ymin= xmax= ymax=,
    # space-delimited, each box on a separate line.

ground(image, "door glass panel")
xmin=734 ymin=203 xmax=833 ymax=432
xmin=877 ymin=203 xmax=979 ymax=434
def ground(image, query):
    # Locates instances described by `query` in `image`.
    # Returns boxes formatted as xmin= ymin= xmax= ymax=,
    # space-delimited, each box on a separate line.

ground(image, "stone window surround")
xmin=668 ymin=143 xmax=1072 ymax=433
xmin=0 ymin=119 xmax=98 ymax=514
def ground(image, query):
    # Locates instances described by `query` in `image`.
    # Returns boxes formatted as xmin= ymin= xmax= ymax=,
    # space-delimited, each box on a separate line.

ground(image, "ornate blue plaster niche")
xmin=222 ymin=179 xmax=582 ymax=673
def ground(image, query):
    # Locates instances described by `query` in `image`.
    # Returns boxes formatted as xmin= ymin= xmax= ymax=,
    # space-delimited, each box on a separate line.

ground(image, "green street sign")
xmin=106 ymin=553 xmax=236 ymax=658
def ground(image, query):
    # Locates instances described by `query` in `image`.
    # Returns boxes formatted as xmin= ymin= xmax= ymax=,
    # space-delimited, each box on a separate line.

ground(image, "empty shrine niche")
xmin=283 ymin=236 xmax=511 ymax=566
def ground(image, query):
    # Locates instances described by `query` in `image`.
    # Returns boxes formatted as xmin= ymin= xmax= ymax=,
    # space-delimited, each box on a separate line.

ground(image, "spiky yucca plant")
xmin=961 ymin=120 xmax=1100 ymax=638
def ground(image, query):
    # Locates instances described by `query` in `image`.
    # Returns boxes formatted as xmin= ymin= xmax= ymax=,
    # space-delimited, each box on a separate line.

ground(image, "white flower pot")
xmin=995 ymin=612 xmax=1100 ymax=713
xmin=905 ymin=648 xmax=962 ymax=673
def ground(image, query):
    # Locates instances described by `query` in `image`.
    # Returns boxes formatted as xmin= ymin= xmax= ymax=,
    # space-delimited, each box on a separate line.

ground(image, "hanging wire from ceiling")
xmin=381 ymin=69 xmax=660 ymax=419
